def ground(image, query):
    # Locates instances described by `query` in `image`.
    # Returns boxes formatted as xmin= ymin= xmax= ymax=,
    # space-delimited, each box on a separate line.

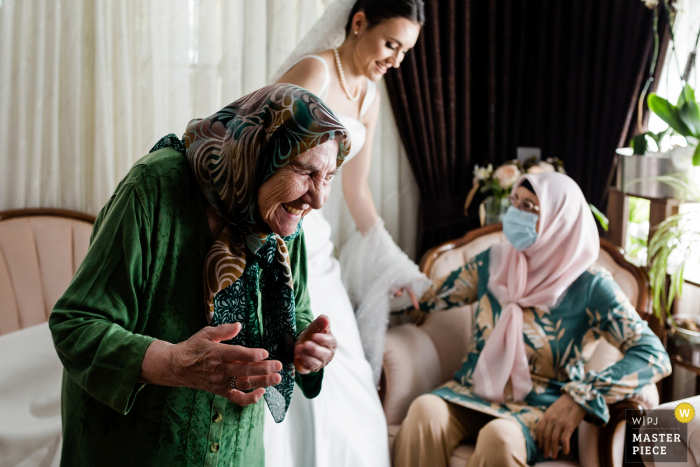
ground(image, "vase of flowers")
xmin=483 ymin=195 xmax=511 ymax=225
xmin=466 ymin=158 xmax=565 ymax=226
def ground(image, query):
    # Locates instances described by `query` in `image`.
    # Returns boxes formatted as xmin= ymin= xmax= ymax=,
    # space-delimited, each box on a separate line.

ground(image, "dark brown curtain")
xmin=385 ymin=0 xmax=670 ymax=257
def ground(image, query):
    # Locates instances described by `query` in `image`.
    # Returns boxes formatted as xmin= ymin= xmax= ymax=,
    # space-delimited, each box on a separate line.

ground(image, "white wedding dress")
xmin=263 ymin=55 xmax=391 ymax=467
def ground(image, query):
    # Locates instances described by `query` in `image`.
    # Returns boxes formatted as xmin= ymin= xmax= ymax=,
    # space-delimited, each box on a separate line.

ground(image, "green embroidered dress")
xmin=49 ymin=147 xmax=322 ymax=467
xmin=421 ymin=248 xmax=671 ymax=465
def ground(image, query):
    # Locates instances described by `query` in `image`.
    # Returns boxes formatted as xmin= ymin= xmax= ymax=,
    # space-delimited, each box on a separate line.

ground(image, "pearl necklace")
xmin=333 ymin=48 xmax=363 ymax=102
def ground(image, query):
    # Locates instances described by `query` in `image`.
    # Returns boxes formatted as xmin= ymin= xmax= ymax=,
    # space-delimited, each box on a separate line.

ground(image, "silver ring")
xmin=229 ymin=376 xmax=237 ymax=390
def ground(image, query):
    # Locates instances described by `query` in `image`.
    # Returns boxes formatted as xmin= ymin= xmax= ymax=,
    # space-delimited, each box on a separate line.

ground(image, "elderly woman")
xmin=393 ymin=173 xmax=672 ymax=467
xmin=49 ymin=84 xmax=350 ymax=467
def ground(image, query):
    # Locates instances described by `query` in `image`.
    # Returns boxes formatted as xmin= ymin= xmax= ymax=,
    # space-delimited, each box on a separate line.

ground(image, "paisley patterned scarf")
xmin=151 ymin=84 xmax=350 ymax=422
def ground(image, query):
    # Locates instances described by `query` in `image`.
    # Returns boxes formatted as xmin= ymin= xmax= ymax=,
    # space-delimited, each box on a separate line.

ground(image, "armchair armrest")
xmin=577 ymin=383 xmax=658 ymax=467
xmin=598 ymin=397 xmax=647 ymax=467
xmin=380 ymin=324 xmax=444 ymax=426
xmin=598 ymin=380 xmax=658 ymax=467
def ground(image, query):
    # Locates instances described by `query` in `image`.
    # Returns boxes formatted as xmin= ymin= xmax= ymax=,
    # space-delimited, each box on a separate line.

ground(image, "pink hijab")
xmin=471 ymin=172 xmax=599 ymax=403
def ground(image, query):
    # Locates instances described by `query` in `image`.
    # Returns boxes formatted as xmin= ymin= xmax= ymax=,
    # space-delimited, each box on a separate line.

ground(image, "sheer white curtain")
xmin=0 ymin=0 xmax=420 ymax=257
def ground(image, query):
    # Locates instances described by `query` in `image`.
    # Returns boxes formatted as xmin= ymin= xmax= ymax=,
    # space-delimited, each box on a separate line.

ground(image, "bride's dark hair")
xmin=345 ymin=0 xmax=425 ymax=37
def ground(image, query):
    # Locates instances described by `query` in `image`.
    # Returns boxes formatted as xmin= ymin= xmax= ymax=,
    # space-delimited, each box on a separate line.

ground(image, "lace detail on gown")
xmin=340 ymin=219 xmax=431 ymax=385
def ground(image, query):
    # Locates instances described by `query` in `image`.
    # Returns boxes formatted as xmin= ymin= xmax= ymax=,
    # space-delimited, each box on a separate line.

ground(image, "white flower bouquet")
xmin=464 ymin=158 xmax=566 ymax=215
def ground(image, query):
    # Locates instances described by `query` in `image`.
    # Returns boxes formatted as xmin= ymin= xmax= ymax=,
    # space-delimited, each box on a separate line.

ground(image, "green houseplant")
xmin=646 ymin=174 xmax=700 ymax=318
xmin=645 ymin=173 xmax=700 ymax=367
xmin=644 ymin=84 xmax=700 ymax=165
xmin=643 ymin=86 xmax=700 ymax=322
xmin=631 ymin=0 xmax=699 ymax=312
xmin=632 ymin=0 xmax=700 ymax=367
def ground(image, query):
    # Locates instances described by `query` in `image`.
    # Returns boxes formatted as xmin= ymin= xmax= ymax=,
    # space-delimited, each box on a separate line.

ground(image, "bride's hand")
xmin=294 ymin=315 xmax=337 ymax=374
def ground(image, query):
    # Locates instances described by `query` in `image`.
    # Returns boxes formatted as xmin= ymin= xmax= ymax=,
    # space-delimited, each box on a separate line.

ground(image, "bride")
xmin=264 ymin=1 xmax=427 ymax=466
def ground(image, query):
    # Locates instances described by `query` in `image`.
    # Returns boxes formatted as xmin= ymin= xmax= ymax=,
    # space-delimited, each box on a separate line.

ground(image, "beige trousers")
xmin=392 ymin=394 xmax=528 ymax=467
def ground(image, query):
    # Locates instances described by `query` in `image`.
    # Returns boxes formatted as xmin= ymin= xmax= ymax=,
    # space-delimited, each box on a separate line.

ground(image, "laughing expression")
xmin=257 ymin=139 xmax=340 ymax=237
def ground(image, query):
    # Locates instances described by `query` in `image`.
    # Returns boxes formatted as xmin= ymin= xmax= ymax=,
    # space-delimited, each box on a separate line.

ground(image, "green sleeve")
xmin=49 ymin=181 xmax=156 ymax=415
xmin=418 ymin=253 xmax=481 ymax=313
xmin=287 ymin=229 xmax=323 ymax=398
xmin=562 ymin=273 xmax=672 ymax=424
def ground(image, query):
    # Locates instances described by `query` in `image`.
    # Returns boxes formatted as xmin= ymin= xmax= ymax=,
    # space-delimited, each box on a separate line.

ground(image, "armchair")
xmin=0 ymin=208 xmax=94 ymax=335
xmin=0 ymin=208 xmax=94 ymax=466
xmin=381 ymin=224 xmax=662 ymax=467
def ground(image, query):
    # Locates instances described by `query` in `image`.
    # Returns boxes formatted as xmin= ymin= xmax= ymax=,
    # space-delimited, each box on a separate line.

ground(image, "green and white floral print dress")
xmin=419 ymin=248 xmax=671 ymax=465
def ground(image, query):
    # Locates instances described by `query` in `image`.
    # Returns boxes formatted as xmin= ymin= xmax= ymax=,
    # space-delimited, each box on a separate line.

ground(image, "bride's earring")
xmin=354 ymin=30 xmax=358 ymax=36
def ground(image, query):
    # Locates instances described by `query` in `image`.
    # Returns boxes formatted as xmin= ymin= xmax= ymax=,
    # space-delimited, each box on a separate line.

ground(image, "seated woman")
xmin=49 ymin=84 xmax=350 ymax=467
xmin=393 ymin=172 xmax=672 ymax=467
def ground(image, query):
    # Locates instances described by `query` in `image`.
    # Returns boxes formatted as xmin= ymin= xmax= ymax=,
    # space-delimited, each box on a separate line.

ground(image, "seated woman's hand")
xmin=164 ymin=323 xmax=282 ymax=406
xmin=390 ymin=286 xmax=420 ymax=310
xmin=534 ymin=393 xmax=586 ymax=459
xmin=294 ymin=315 xmax=337 ymax=374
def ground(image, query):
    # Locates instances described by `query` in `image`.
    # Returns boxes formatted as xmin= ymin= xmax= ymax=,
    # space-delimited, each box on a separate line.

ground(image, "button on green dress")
xmin=49 ymin=147 xmax=322 ymax=467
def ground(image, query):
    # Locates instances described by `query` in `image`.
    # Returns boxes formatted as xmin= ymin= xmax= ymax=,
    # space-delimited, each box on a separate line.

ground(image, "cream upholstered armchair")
xmin=381 ymin=224 xmax=663 ymax=467
xmin=0 ymin=209 xmax=93 ymax=467
xmin=0 ymin=209 xmax=94 ymax=336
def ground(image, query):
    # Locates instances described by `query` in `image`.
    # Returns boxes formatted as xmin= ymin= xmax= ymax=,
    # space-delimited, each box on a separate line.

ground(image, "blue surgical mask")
xmin=502 ymin=206 xmax=539 ymax=251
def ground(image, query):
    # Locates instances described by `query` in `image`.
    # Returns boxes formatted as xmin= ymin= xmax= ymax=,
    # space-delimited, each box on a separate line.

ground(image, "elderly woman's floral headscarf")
xmin=150 ymin=84 xmax=350 ymax=422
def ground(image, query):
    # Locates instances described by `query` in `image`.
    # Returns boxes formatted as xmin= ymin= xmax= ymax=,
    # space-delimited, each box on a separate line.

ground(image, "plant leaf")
xmin=694 ymin=143 xmax=700 ymax=166
xmin=589 ymin=203 xmax=609 ymax=231
xmin=627 ymin=173 xmax=700 ymax=200
xmin=647 ymin=127 xmax=670 ymax=143
xmin=631 ymin=134 xmax=648 ymax=154
xmin=648 ymin=93 xmax=693 ymax=137
xmin=645 ymin=207 xmax=700 ymax=318
xmin=677 ymin=83 xmax=696 ymax=108
xmin=679 ymin=99 xmax=700 ymax=136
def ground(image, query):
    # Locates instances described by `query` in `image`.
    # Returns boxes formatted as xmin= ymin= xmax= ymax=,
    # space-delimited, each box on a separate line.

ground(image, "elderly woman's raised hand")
xmin=534 ymin=393 xmax=586 ymax=459
xmin=140 ymin=323 xmax=282 ymax=407
xmin=293 ymin=315 xmax=337 ymax=374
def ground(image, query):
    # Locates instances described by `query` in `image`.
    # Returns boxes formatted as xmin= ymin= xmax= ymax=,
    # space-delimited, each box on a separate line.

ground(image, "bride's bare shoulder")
xmin=276 ymin=52 xmax=332 ymax=95
xmin=313 ymin=49 xmax=335 ymax=64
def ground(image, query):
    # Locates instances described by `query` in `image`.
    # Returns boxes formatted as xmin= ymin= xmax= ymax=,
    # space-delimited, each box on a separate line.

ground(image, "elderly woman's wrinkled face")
xmin=258 ymin=139 xmax=339 ymax=237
